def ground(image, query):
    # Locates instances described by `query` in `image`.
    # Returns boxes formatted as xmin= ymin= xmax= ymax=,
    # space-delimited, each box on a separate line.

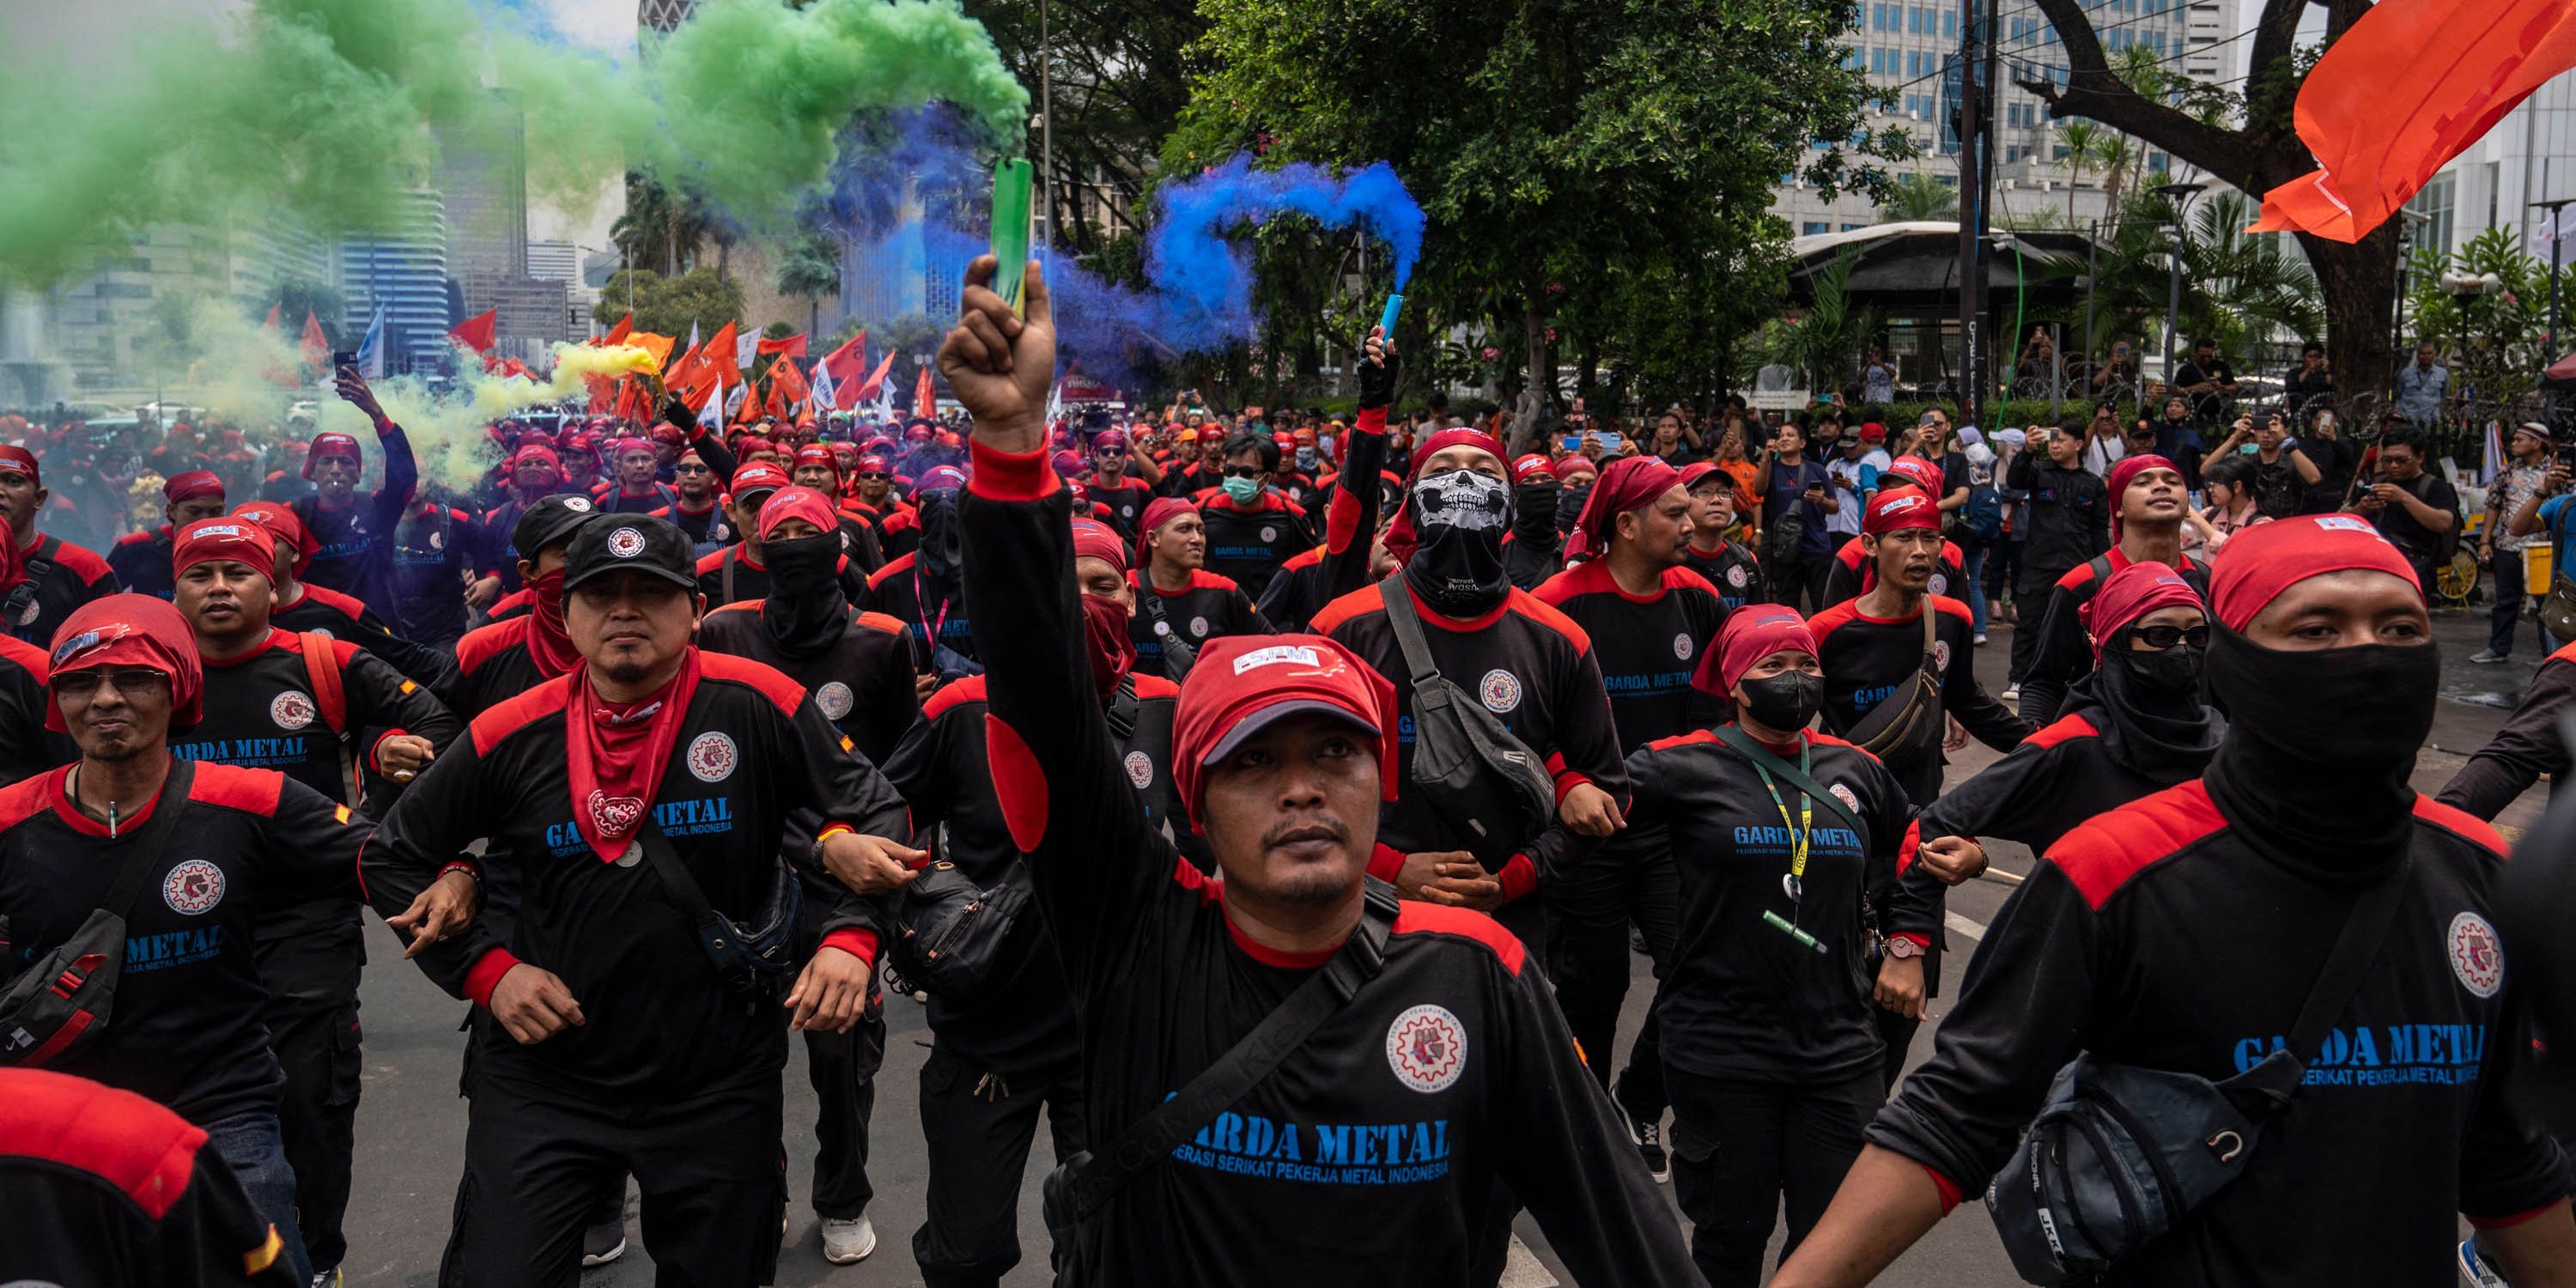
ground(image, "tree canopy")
xmin=592 ymin=265 xmax=745 ymax=339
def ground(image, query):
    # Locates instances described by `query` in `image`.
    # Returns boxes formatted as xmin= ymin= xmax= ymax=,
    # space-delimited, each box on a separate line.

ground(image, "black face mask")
xmin=2202 ymin=623 xmax=2439 ymax=879
xmin=1736 ymin=671 xmax=1823 ymax=732
xmin=1557 ymin=484 xmax=1591 ymax=535
xmin=758 ymin=532 xmax=848 ymax=658
xmin=914 ymin=489 xmax=963 ymax=585
xmin=1403 ymin=470 xmax=1512 ymax=617
xmin=2075 ymin=642 xmax=2221 ymax=784
xmin=2115 ymin=640 xmax=2202 ymax=697
xmin=1514 ymin=479 xmax=1560 ymax=544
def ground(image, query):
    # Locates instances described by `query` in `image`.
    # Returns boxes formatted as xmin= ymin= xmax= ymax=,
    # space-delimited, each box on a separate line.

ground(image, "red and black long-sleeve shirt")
xmin=2019 ymin=549 xmax=2210 ymax=722
xmin=0 ymin=634 xmax=68 ymax=787
xmin=359 ymin=653 xmax=906 ymax=1102
xmin=2440 ymin=639 xmax=2576 ymax=820
xmin=0 ymin=762 xmax=371 ymax=1125
xmin=1908 ymin=711 xmax=2176 ymax=859
xmin=1680 ymin=538 xmax=1761 ymax=612
xmin=107 ymin=526 xmax=178 ymax=600
xmin=269 ymin=581 xmax=459 ymax=707
xmin=1194 ymin=489 xmax=1314 ymax=593
xmin=1533 ymin=560 xmax=1730 ymax=751
xmin=291 ymin=423 xmax=417 ymax=623
xmin=1127 ymin=569 xmax=1271 ymax=679
xmin=1868 ymin=790 xmax=2572 ymax=1285
xmin=8 ymin=532 xmax=118 ymax=646
xmin=0 ymin=1068 xmax=300 ymax=1285
xmin=1314 ymin=577 xmax=1628 ymax=938
xmin=951 ymin=443 xmax=1699 ymax=1287
xmin=1252 ymin=409 xmax=1389 ymax=632
xmin=1819 ymin=536 xmax=1965 ymax=609
xmin=696 ymin=604 xmax=919 ymax=768
xmin=1809 ymin=593 xmax=2029 ymax=804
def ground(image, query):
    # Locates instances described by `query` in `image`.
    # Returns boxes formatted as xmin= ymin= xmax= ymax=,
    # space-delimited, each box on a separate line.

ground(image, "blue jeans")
xmin=204 ymin=1109 xmax=313 ymax=1283
xmin=1958 ymin=541 xmax=1990 ymax=633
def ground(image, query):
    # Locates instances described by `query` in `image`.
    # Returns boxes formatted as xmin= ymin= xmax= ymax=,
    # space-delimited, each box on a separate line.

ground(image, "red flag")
xmin=300 ymin=311 xmax=331 ymax=376
xmin=913 ymin=367 xmax=938 ymax=420
xmin=614 ymin=375 xmax=653 ymax=424
xmin=853 ymin=350 xmax=896 ymax=402
xmin=264 ymin=302 xmax=283 ymax=335
xmin=2251 ymin=0 xmax=2576 ymax=241
xmin=499 ymin=358 xmax=532 ymax=380
xmin=584 ymin=373 xmax=617 ymax=412
xmin=597 ymin=313 xmax=634 ymax=347
xmin=818 ymin=331 xmax=868 ymax=405
xmin=769 ymin=355 xmax=811 ymax=409
xmin=756 ymin=333 xmax=808 ymax=360
xmin=701 ymin=323 xmax=742 ymax=388
xmin=449 ymin=308 xmax=498 ymax=355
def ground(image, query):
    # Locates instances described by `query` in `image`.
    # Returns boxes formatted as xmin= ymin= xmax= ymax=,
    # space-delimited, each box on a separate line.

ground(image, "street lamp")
xmin=2154 ymin=181 xmax=2206 ymax=394
xmin=2533 ymin=197 xmax=2574 ymax=356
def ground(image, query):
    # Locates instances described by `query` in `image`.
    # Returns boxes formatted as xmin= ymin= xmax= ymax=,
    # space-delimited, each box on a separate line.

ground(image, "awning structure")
xmin=1784 ymin=222 xmax=2099 ymax=309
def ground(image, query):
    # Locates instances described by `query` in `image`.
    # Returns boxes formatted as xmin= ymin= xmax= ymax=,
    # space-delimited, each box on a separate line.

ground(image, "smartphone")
xmin=331 ymin=349 xmax=357 ymax=371
xmin=988 ymin=159 xmax=1034 ymax=318
xmin=1560 ymin=434 xmax=1584 ymax=453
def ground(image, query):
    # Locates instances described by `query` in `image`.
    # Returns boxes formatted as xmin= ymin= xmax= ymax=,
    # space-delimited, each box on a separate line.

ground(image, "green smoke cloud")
xmin=0 ymin=0 xmax=1029 ymax=288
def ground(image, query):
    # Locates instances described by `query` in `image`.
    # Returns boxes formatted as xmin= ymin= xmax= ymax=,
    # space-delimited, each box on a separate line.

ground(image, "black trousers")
xmin=911 ymin=1042 xmax=1086 ymax=1288
xmin=2008 ymin=564 xmax=2069 ymax=686
xmin=1874 ymin=1009 xmax=1921 ymax=1095
xmin=1545 ymin=838 xmax=1678 ymax=1112
xmin=441 ymin=1070 xmax=785 ymax=1288
xmin=1765 ymin=550 xmax=1832 ymax=615
xmin=802 ymin=1001 xmax=888 ymax=1218
xmin=1665 ymin=1067 xmax=1882 ymax=1288
xmin=254 ymin=921 xmax=364 ymax=1274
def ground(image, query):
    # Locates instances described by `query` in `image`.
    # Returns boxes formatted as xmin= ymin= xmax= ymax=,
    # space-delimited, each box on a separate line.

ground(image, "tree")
xmin=1877 ymin=173 xmax=1959 ymax=222
xmin=2020 ymin=0 xmax=2401 ymax=415
xmin=592 ymin=266 xmax=745 ymax=338
xmin=1169 ymin=0 xmax=1904 ymax=440
xmin=2056 ymin=119 xmax=2107 ymax=223
xmin=1770 ymin=250 xmax=1880 ymax=392
xmin=2090 ymin=188 xmax=2322 ymax=373
xmin=2405 ymin=228 xmax=2555 ymax=416
xmin=263 ymin=278 xmax=347 ymax=344
xmin=774 ymin=233 xmax=841 ymax=342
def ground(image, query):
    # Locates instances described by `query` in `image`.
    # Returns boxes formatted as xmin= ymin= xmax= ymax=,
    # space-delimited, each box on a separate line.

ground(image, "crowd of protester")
xmin=1 ymin=283 xmax=2573 ymax=1288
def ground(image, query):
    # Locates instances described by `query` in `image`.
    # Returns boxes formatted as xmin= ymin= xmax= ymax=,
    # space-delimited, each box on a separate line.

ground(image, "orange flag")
xmin=300 ymin=311 xmax=331 ymax=376
xmin=769 ymin=355 xmax=811 ymax=408
xmin=853 ymin=350 xmax=896 ymax=402
xmin=914 ymin=366 xmax=938 ymax=420
xmin=625 ymin=331 xmax=677 ymax=374
xmin=2251 ymin=0 xmax=2576 ymax=241
xmin=449 ymin=308 xmax=498 ymax=355
xmin=663 ymin=340 xmax=709 ymax=405
xmin=584 ymin=373 xmax=618 ymax=413
xmin=264 ymin=302 xmax=283 ymax=335
xmin=756 ymin=333 xmax=808 ymax=360
xmin=596 ymin=313 xmax=634 ymax=347
xmin=703 ymin=322 xmax=742 ymax=387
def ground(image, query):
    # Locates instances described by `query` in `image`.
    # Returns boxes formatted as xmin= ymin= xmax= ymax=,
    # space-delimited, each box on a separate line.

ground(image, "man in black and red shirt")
xmin=169 ymin=518 xmax=461 ymax=1281
xmin=786 ymin=445 xmax=888 ymax=574
xmin=865 ymin=465 xmax=977 ymax=697
xmin=1086 ymin=429 xmax=1156 ymax=537
xmin=0 ymin=443 xmax=120 ymax=644
xmin=228 ymin=500 xmax=458 ymax=703
xmin=361 ymin=514 xmax=916 ymax=1286
xmin=1774 ymin=516 xmax=2576 ymax=1288
xmin=1255 ymin=345 xmax=1394 ymax=632
xmin=451 ymin=496 xmax=596 ymax=720
xmin=1503 ymin=454 xmax=1570 ymax=591
xmin=650 ymin=448 xmax=733 ymax=554
xmin=0 ymin=1068 xmax=301 ymax=1285
xmin=1818 ymin=458 xmax=1965 ymax=608
xmin=2017 ymin=453 xmax=2209 ymax=723
xmin=593 ymin=438 xmax=676 ymax=515
xmin=291 ymin=368 xmax=418 ymax=624
xmin=933 ymin=255 xmax=1697 ymax=1285
xmin=1195 ymin=432 xmax=1315 ymax=592
xmin=1126 ymin=496 xmax=1272 ymax=682
xmin=0 ymin=524 xmax=64 ymax=785
xmin=477 ymin=444 xmax=574 ymax=597
xmin=0 ymin=593 xmax=465 ymax=1285
xmin=109 ymin=469 xmax=229 ymax=600
xmin=1678 ymin=463 xmax=1762 ymax=611
xmin=388 ymin=488 xmax=481 ymax=650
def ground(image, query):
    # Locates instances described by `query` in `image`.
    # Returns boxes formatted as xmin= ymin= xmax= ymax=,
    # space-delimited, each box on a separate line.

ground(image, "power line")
xmin=1867 ymin=2 xmax=2237 ymax=101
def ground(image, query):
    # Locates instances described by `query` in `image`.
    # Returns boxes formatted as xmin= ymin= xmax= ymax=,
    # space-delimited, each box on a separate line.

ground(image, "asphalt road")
xmin=337 ymin=605 xmax=2552 ymax=1286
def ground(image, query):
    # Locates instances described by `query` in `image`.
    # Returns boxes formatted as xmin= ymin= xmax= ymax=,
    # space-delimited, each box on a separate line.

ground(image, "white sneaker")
xmin=820 ymin=1214 xmax=878 ymax=1265
xmin=2470 ymin=649 xmax=2509 ymax=664
xmin=1973 ymin=632 xmax=1989 ymax=646
xmin=2001 ymin=683 xmax=2020 ymax=702
xmin=2459 ymin=1237 xmax=2510 ymax=1287
xmin=580 ymin=1218 xmax=627 ymax=1267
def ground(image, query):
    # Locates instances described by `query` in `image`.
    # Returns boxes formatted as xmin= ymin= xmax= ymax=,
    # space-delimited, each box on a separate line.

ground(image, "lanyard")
xmin=910 ymin=567 xmax=951 ymax=666
xmin=1748 ymin=735 xmax=1829 ymax=957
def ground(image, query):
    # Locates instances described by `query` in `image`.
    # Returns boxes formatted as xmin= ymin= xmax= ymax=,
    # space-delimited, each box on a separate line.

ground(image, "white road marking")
xmin=1499 ymin=1236 xmax=1560 ymax=1287
xmin=1946 ymin=910 xmax=1988 ymax=943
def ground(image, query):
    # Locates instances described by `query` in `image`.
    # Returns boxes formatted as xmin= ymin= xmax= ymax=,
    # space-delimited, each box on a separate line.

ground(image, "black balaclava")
xmin=2202 ymin=622 xmax=2439 ymax=881
xmin=1403 ymin=470 xmax=1513 ymax=617
xmin=758 ymin=532 xmax=848 ymax=658
xmin=914 ymin=489 xmax=963 ymax=586
xmin=2065 ymin=640 xmax=2221 ymax=785
xmin=1513 ymin=478 xmax=1562 ymax=550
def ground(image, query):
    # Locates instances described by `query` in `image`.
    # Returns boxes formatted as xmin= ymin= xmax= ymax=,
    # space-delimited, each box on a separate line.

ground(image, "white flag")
xmin=355 ymin=305 xmax=387 ymax=380
xmin=811 ymin=362 xmax=837 ymax=414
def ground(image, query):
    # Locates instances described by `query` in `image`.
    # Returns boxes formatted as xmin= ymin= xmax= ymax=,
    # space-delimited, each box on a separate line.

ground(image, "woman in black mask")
xmin=1582 ymin=605 xmax=1964 ymax=1287
xmin=1504 ymin=454 xmax=1567 ymax=589
xmin=1909 ymin=560 xmax=2220 ymax=863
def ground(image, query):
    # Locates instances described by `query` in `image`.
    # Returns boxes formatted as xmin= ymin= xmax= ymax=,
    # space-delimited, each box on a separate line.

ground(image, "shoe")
xmin=310 ymin=1273 xmax=341 ymax=1288
xmin=2470 ymin=649 xmax=2510 ymax=664
xmin=820 ymin=1214 xmax=879 ymax=1265
xmin=2458 ymin=1236 xmax=2510 ymax=1287
xmin=1973 ymin=632 xmax=1989 ymax=645
xmin=1613 ymin=1095 xmax=1671 ymax=1184
xmin=2001 ymin=683 xmax=2020 ymax=702
xmin=581 ymin=1218 xmax=627 ymax=1267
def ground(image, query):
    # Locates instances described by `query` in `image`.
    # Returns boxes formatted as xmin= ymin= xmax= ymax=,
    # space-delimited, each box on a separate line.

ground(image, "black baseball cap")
xmin=512 ymin=493 xmax=603 ymax=562
xmin=563 ymin=514 xmax=698 ymax=594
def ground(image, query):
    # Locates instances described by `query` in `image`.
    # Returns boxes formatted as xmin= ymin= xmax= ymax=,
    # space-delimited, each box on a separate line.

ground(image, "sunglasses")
xmin=1222 ymin=465 xmax=1266 ymax=479
xmin=857 ymin=471 xmax=889 ymax=481
xmin=52 ymin=668 xmax=170 ymax=700
xmin=2125 ymin=623 xmax=2210 ymax=650
xmin=674 ymin=463 xmax=712 ymax=474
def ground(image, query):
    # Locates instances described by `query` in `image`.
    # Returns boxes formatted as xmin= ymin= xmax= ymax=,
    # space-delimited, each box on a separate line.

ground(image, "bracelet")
xmin=436 ymin=861 xmax=482 ymax=887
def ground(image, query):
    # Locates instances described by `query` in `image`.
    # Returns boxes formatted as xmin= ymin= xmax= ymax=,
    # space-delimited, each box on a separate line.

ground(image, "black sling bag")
xmin=1041 ymin=879 xmax=1399 ymax=1285
xmin=635 ymin=817 xmax=804 ymax=999
xmin=1140 ymin=592 xmax=1197 ymax=681
xmin=1375 ymin=577 xmax=1557 ymax=867
xmin=0 ymin=761 xmax=196 ymax=1066
xmin=1986 ymin=855 xmax=2411 ymax=1284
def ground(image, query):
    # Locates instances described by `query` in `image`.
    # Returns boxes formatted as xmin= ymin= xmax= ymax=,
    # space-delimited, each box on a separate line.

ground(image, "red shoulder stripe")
xmin=453 ymin=619 xmax=524 ymax=677
xmin=1807 ymin=599 xmax=1862 ymax=640
xmin=301 ymin=583 xmax=368 ymax=618
xmin=1188 ymin=569 xmax=1242 ymax=592
xmin=1503 ymin=588 xmax=1592 ymax=653
xmin=704 ymin=600 xmax=759 ymax=617
xmin=1391 ymin=902 xmax=1525 ymax=975
xmin=1308 ymin=583 xmax=1385 ymax=636
xmin=49 ymin=541 xmax=112 ymax=581
xmin=693 ymin=548 xmax=729 ymax=575
xmin=2044 ymin=780 xmax=2228 ymax=910
xmin=0 ymin=1068 xmax=204 ymax=1219
xmin=1807 ymin=731 xmax=1884 ymax=765
xmin=2025 ymin=713 xmax=2101 ymax=750
xmin=1666 ymin=566 xmax=1722 ymax=598
xmin=1931 ymin=595 xmax=1975 ymax=624
xmin=2054 ymin=562 xmax=2101 ymax=592
xmin=0 ymin=770 xmax=57 ymax=835
xmin=854 ymin=610 xmax=908 ymax=636
xmin=186 ymin=762 xmax=285 ymax=818
xmin=698 ymin=650 xmax=806 ymax=715
xmin=0 ymin=632 xmax=51 ymax=681
xmin=1532 ymin=560 xmax=1609 ymax=607
xmin=1129 ymin=673 xmax=1182 ymax=701
xmin=2412 ymin=795 xmax=2509 ymax=859
xmin=921 ymin=674 xmax=991 ymax=721
xmin=471 ymin=674 xmax=572 ymax=756
xmin=1646 ymin=729 xmax=1717 ymax=751
xmin=866 ymin=551 xmax=916 ymax=591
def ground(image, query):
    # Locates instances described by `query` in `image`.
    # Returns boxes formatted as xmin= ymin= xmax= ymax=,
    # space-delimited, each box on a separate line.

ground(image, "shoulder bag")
xmin=1986 ymin=855 xmax=2411 ymax=1284
xmin=636 ymin=817 xmax=803 ymax=999
xmin=1140 ymin=592 xmax=1197 ymax=681
xmin=1376 ymin=577 xmax=1558 ymax=867
xmin=2537 ymin=500 xmax=2576 ymax=643
xmin=0 ymin=761 xmax=197 ymax=1066
xmin=1042 ymin=879 xmax=1398 ymax=1285
xmin=1844 ymin=605 xmax=1943 ymax=761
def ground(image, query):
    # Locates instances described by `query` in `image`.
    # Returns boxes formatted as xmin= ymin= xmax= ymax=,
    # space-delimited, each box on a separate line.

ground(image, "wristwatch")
xmin=1886 ymin=936 xmax=1925 ymax=960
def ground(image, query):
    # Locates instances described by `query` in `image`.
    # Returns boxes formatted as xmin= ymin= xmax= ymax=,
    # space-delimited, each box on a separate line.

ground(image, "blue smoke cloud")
xmin=1145 ymin=153 xmax=1425 ymax=350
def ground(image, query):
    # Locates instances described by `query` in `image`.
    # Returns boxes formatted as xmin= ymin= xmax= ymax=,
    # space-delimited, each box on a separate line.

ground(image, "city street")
xmin=337 ymin=605 xmax=2556 ymax=1287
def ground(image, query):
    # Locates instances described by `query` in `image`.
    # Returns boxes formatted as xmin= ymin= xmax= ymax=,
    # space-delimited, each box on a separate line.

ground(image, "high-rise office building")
xmin=340 ymin=191 xmax=454 ymax=374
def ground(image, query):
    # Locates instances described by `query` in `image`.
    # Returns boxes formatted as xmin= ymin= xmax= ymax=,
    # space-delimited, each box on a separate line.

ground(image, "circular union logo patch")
xmin=1386 ymin=1003 xmax=1468 ymax=1094
xmin=162 ymin=860 xmax=226 ymax=914
xmin=1674 ymin=633 xmax=1694 ymax=661
xmin=686 ymin=732 xmax=738 ymax=783
xmin=1124 ymin=750 xmax=1154 ymax=788
xmin=270 ymin=690 xmax=316 ymax=731
xmin=815 ymin=681 xmax=854 ymax=720
xmin=606 ymin=526 xmax=647 ymax=558
xmin=2449 ymin=911 xmax=2505 ymax=999
xmin=1479 ymin=669 xmax=1522 ymax=714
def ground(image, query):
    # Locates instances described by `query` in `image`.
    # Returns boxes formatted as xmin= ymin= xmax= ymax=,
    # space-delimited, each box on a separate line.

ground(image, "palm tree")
xmin=1876 ymin=172 xmax=1959 ymax=223
xmin=2093 ymin=135 xmax=2136 ymax=216
xmin=774 ymin=234 xmax=841 ymax=340
xmin=2057 ymin=119 xmax=2107 ymax=223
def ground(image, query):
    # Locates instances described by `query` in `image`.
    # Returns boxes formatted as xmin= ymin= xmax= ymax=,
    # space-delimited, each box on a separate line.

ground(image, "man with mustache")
xmin=934 ymin=252 xmax=1695 ymax=1286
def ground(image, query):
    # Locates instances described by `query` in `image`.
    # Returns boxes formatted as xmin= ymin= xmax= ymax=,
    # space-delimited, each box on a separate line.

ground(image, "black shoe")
xmin=1614 ymin=1095 xmax=1670 ymax=1184
xmin=581 ymin=1218 xmax=628 ymax=1267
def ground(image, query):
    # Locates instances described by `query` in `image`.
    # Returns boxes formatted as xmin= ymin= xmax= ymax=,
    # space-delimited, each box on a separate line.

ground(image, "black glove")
xmin=1358 ymin=337 xmax=1400 ymax=411
xmin=658 ymin=394 xmax=698 ymax=434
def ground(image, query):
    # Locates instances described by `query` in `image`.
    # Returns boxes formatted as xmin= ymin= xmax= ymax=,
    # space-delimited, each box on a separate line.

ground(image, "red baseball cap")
xmin=1170 ymin=634 xmax=1397 ymax=830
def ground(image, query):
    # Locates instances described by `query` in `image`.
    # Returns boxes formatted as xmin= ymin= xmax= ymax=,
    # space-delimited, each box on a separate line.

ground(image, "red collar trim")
xmin=49 ymin=762 xmax=170 ymax=838
xmin=1222 ymin=906 xmax=1342 ymax=969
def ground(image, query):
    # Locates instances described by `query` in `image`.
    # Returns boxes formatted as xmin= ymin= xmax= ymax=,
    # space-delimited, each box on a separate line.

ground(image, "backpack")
xmin=1964 ymin=471 xmax=2004 ymax=543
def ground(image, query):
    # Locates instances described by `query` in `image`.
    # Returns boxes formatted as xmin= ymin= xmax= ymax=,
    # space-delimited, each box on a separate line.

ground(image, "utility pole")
xmin=1037 ymin=0 xmax=1054 ymax=257
xmin=2154 ymin=182 xmax=2204 ymax=400
xmin=1953 ymin=0 xmax=1989 ymax=426
xmin=2536 ymin=197 xmax=2574 ymax=357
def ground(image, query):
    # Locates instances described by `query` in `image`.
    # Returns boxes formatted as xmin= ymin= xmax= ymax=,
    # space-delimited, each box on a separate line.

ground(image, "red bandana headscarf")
xmin=2081 ymin=561 xmax=2202 ymax=660
xmin=2106 ymin=453 xmax=2178 ymax=542
xmin=1564 ymin=455 xmax=1682 ymax=562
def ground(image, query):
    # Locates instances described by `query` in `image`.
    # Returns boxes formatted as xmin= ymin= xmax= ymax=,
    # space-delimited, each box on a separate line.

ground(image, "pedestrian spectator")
xmin=2210 ymin=407 xmax=2321 ymax=520
xmin=2077 ymin=401 xmax=2128 ymax=477
xmin=1647 ymin=410 xmax=1699 ymax=467
xmin=2475 ymin=422 xmax=2555 ymax=662
xmin=2300 ymin=405 xmax=2362 ymax=513
xmin=2352 ymin=425 xmax=2460 ymax=594
xmin=2184 ymin=454 xmax=2270 ymax=556
xmin=1822 ymin=426 xmax=1874 ymax=553
xmin=1771 ymin=515 xmax=2576 ymax=1288
xmin=1755 ymin=420 xmax=1837 ymax=611
xmin=2170 ymin=336 xmax=2240 ymax=424
xmin=2284 ymin=339 xmax=2334 ymax=413
xmin=1984 ymin=428 xmax=2028 ymax=621
xmin=2001 ymin=422 xmax=2111 ymax=702
xmin=2396 ymin=340 xmax=2451 ymax=424
xmin=1862 ymin=344 xmax=1898 ymax=406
